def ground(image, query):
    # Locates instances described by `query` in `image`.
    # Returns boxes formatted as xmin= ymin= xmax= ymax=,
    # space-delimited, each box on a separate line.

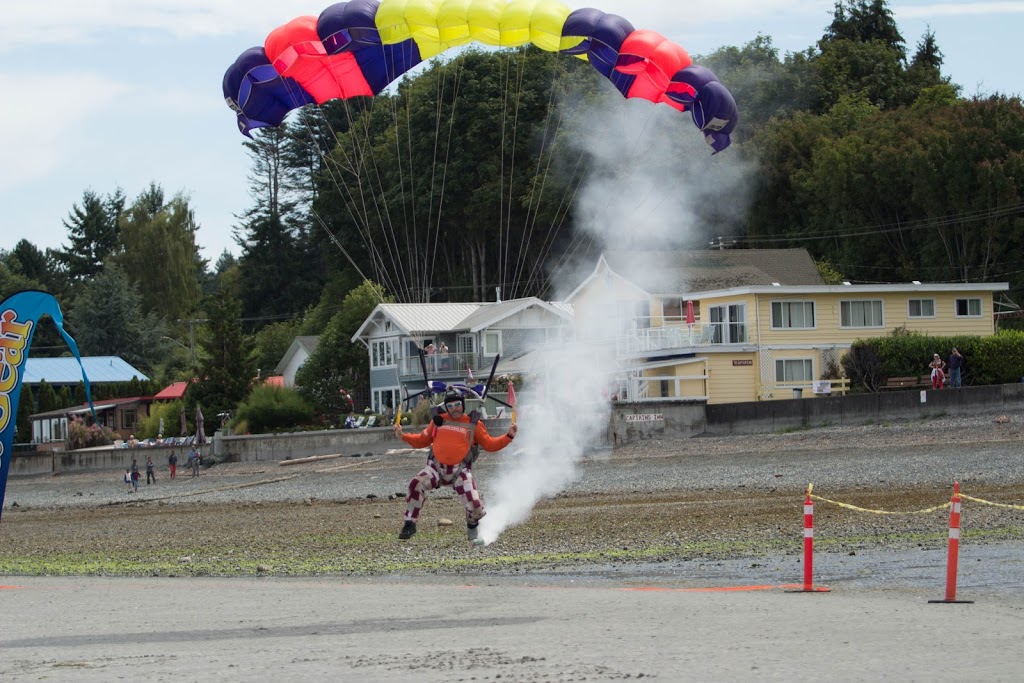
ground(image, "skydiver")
xmin=392 ymin=390 xmax=518 ymax=543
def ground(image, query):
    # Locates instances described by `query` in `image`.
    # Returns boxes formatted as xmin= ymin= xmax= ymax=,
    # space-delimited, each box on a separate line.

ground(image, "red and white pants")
xmin=404 ymin=460 xmax=485 ymax=523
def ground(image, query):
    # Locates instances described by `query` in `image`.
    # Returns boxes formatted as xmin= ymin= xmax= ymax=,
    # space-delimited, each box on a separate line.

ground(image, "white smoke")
xmin=478 ymin=90 xmax=755 ymax=545
xmin=478 ymin=342 xmax=614 ymax=545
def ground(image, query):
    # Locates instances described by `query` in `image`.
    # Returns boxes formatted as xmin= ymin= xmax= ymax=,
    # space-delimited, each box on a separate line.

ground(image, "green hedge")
xmin=842 ymin=329 xmax=1024 ymax=392
xmin=232 ymin=385 xmax=315 ymax=434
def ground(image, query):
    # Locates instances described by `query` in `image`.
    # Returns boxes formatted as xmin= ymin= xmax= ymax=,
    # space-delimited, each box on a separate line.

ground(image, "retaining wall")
xmin=608 ymin=400 xmax=707 ymax=446
xmin=704 ymin=384 xmax=1024 ymax=436
xmin=10 ymin=385 xmax=1024 ymax=475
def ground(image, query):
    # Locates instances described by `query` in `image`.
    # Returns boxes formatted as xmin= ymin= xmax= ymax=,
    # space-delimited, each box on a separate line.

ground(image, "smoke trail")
xmin=478 ymin=342 xmax=613 ymax=545
xmin=478 ymin=92 xmax=755 ymax=545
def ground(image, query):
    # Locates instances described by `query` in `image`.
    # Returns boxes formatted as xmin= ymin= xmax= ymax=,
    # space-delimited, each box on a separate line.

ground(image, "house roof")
xmin=352 ymin=298 xmax=573 ymax=342
xmin=578 ymin=249 xmax=825 ymax=298
xmin=274 ymin=336 xmax=322 ymax=375
xmin=24 ymin=356 xmax=149 ymax=385
xmin=30 ymin=396 xmax=147 ymax=420
xmin=295 ymin=336 xmax=319 ymax=355
xmin=153 ymin=381 xmax=187 ymax=401
xmin=458 ymin=298 xmax=574 ymax=332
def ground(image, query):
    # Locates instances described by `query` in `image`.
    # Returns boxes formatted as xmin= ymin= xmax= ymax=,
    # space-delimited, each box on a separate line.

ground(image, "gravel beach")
xmin=2 ymin=408 xmax=1023 ymax=578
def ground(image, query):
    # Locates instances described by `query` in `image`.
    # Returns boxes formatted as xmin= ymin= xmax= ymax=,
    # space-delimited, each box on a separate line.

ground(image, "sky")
xmin=2 ymin=1 xmax=1021 ymax=265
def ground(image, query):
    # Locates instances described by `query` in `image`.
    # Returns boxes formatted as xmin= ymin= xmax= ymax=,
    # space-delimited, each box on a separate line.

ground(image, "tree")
xmin=66 ymin=264 xmax=169 ymax=372
xmin=186 ymin=291 xmax=256 ymax=419
xmin=36 ymin=380 xmax=59 ymax=414
xmin=296 ymin=280 xmax=389 ymax=415
xmin=235 ymin=128 xmax=319 ymax=326
xmin=822 ymin=0 xmax=906 ymax=60
xmin=115 ymin=184 xmax=202 ymax=321
xmin=57 ymin=189 xmax=123 ymax=282
xmin=16 ymin=384 xmax=34 ymax=443
xmin=250 ymin=319 xmax=301 ymax=378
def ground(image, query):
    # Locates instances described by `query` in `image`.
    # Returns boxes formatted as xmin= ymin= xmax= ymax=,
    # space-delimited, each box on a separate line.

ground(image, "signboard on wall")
xmin=732 ymin=360 xmax=753 ymax=366
xmin=625 ymin=414 xmax=664 ymax=423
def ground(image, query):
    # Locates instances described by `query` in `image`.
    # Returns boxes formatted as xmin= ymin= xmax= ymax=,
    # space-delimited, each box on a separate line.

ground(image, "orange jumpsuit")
xmin=398 ymin=412 xmax=513 ymax=523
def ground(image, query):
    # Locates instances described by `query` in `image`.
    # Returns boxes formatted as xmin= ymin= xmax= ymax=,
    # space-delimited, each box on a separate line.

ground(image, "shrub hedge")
xmin=842 ymin=329 xmax=1024 ymax=392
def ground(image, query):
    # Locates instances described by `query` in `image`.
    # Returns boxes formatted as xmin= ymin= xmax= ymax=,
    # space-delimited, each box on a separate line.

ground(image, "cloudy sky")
xmin=2 ymin=1 xmax=1020 ymax=263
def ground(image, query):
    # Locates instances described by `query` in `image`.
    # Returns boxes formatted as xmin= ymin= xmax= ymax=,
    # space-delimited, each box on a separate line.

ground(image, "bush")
xmin=67 ymin=415 xmax=117 ymax=450
xmin=232 ymin=385 xmax=314 ymax=434
xmin=842 ymin=329 xmax=1024 ymax=391
xmin=138 ymin=399 xmax=186 ymax=439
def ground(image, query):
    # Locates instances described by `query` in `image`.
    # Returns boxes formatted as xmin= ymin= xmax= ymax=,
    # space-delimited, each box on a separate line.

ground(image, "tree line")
xmin=3 ymin=0 xmax=1021 ymax=428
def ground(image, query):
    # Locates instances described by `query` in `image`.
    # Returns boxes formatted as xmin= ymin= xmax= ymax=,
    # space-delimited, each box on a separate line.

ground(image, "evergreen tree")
xmin=57 ymin=189 xmax=122 ymax=282
xmin=822 ymin=0 xmax=906 ymax=60
xmin=66 ymin=264 xmax=170 ymax=372
xmin=235 ymin=128 xmax=317 ymax=326
xmin=16 ymin=383 xmax=34 ymax=443
xmin=186 ymin=291 xmax=256 ymax=419
xmin=57 ymin=385 xmax=73 ymax=409
xmin=36 ymin=380 xmax=58 ymax=414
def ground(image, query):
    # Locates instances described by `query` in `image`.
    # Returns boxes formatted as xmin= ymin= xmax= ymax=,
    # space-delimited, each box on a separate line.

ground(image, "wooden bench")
xmin=882 ymin=375 xmax=934 ymax=389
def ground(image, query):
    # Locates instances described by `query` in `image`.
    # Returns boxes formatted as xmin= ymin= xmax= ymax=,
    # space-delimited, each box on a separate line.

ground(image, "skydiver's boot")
xmin=466 ymin=520 xmax=480 ymax=544
xmin=398 ymin=520 xmax=417 ymax=540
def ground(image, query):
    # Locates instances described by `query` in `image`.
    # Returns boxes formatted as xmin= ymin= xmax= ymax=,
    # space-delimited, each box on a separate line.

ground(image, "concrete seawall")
xmin=12 ymin=384 xmax=1024 ymax=475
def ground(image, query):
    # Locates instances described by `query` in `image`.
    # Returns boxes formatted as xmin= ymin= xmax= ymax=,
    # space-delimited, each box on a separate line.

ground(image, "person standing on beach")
xmin=948 ymin=348 xmax=964 ymax=388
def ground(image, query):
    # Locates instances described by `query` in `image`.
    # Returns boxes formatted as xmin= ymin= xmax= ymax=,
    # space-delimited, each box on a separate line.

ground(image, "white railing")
xmin=397 ymin=352 xmax=478 ymax=378
xmin=627 ymin=372 xmax=709 ymax=402
xmin=618 ymin=322 xmax=749 ymax=356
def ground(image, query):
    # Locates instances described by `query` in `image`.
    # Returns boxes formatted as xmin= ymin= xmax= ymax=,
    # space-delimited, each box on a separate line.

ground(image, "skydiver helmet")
xmin=443 ymin=390 xmax=465 ymax=413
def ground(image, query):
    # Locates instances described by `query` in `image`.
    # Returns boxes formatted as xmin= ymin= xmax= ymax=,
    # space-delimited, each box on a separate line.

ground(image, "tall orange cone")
xmin=787 ymin=483 xmax=830 ymax=593
xmin=929 ymin=482 xmax=973 ymax=604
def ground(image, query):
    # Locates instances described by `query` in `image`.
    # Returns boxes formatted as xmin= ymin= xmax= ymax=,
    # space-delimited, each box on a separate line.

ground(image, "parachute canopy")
xmin=223 ymin=0 xmax=738 ymax=152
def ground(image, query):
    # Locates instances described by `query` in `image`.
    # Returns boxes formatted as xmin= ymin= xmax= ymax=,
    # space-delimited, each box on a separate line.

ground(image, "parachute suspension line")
xmin=307 ymin=105 xmax=400 ymax=297
xmin=389 ymin=50 xmax=418 ymax=302
xmin=342 ymin=94 xmax=414 ymax=303
xmin=428 ymin=53 xmax=466 ymax=303
xmin=533 ymin=156 xmax=597 ymax=300
xmin=424 ymin=55 xmax=455 ymax=303
xmin=501 ymin=49 xmax=529 ymax=299
xmin=263 ymin=79 xmax=398 ymax=296
xmin=295 ymin=99 xmax=405 ymax=301
xmin=511 ymin=58 xmax=569 ymax=299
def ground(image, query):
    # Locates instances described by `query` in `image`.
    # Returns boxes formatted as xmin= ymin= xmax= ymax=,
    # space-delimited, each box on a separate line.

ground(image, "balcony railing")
xmin=618 ymin=322 xmax=748 ymax=356
xmin=396 ymin=351 xmax=480 ymax=378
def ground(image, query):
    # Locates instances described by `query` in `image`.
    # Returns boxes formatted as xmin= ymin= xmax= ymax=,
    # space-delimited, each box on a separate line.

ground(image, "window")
xmin=662 ymin=298 xmax=683 ymax=322
xmin=771 ymin=301 xmax=815 ymax=329
xmin=840 ymin=300 xmax=884 ymax=328
xmin=908 ymin=299 xmax=935 ymax=318
xmin=457 ymin=334 xmax=475 ymax=355
xmin=121 ymin=409 xmax=137 ymax=430
xmin=708 ymin=304 xmax=747 ymax=343
xmin=955 ymin=298 xmax=982 ymax=317
xmin=371 ymin=339 xmax=398 ymax=368
xmin=776 ymin=358 xmax=814 ymax=382
xmin=483 ymin=330 xmax=501 ymax=355
xmin=373 ymin=388 xmax=400 ymax=414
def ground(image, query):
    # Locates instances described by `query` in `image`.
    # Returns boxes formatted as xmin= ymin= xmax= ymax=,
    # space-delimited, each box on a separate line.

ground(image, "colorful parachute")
xmin=223 ymin=0 xmax=738 ymax=152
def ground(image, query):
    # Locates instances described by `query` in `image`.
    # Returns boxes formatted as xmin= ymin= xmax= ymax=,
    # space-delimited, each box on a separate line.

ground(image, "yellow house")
xmin=567 ymin=250 xmax=1008 ymax=404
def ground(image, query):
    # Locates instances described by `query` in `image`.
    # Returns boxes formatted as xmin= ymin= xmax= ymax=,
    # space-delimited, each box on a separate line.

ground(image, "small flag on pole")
xmin=508 ymin=381 xmax=517 ymax=424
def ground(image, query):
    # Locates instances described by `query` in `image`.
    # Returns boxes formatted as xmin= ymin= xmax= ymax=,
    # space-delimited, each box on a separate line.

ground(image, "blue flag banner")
xmin=0 ymin=290 xmax=93 ymax=521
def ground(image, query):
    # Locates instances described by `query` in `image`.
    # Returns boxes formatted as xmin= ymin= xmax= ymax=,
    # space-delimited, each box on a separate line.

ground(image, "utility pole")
xmin=176 ymin=318 xmax=208 ymax=368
